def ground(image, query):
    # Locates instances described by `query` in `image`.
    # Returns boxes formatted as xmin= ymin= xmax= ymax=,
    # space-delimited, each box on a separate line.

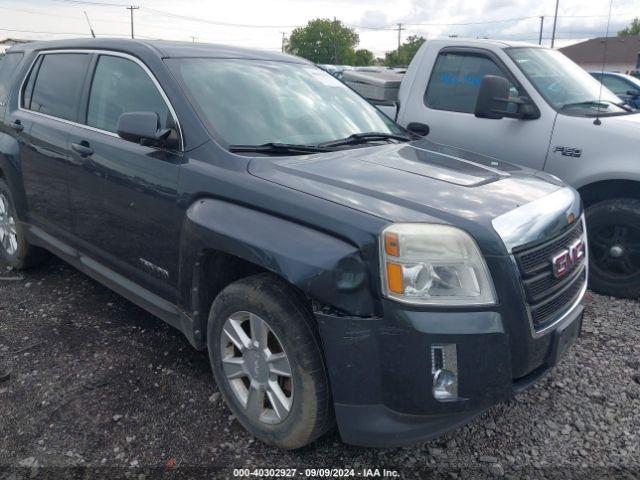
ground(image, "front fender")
xmin=179 ymin=198 xmax=378 ymax=319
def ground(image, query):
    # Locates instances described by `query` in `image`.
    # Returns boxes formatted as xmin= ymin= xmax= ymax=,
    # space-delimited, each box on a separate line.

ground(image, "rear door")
xmin=8 ymin=52 xmax=91 ymax=236
xmin=399 ymin=48 xmax=554 ymax=171
xmin=67 ymin=52 xmax=183 ymax=301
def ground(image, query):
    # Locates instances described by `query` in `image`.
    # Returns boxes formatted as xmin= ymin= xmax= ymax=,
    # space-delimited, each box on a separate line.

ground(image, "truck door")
xmin=399 ymin=48 xmax=554 ymax=171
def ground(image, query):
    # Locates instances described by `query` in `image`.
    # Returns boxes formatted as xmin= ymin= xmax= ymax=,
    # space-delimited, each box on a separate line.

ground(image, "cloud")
xmin=358 ymin=10 xmax=389 ymax=28
xmin=3 ymin=0 xmax=638 ymax=55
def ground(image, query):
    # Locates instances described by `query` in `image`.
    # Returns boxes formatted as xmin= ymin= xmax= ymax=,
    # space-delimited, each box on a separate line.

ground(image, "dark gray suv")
xmin=0 ymin=39 xmax=586 ymax=449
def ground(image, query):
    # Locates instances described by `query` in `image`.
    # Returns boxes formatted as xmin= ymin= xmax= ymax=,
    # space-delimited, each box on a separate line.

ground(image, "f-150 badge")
xmin=554 ymin=146 xmax=582 ymax=158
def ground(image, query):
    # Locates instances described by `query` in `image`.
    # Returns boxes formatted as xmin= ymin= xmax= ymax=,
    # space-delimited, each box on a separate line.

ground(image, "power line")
xmin=0 ymin=26 xmax=88 ymax=35
xmin=0 ymin=6 xmax=85 ymax=20
xmin=45 ymin=0 xmax=130 ymax=7
xmin=141 ymin=7 xmax=301 ymax=29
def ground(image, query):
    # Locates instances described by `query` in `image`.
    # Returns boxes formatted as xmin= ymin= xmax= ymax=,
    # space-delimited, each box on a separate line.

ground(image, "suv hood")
xmin=248 ymin=140 xmax=570 ymax=253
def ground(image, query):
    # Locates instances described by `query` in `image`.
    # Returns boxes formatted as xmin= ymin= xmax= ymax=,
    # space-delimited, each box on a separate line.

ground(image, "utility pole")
xmin=550 ymin=0 xmax=559 ymax=48
xmin=190 ymin=36 xmax=197 ymax=43
xmin=83 ymin=10 xmax=96 ymax=38
xmin=396 ymin=23 xmax=405 ymax=50
xmin=332 ymin=17 xmax=338 ymax=64
xmin=280 ymin=31 xmax=286 ymax=53
xmin=538 ymin=16 xmax=544 ymax=45
xmin=126 ymin=5 xmax=139 ymax=39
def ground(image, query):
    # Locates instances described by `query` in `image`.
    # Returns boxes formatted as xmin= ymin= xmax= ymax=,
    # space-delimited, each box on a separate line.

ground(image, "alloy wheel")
xmin=0 ymin=193 xmax=18 ymax=256
xmin=220 ymin=311 xmax=293 ymax=425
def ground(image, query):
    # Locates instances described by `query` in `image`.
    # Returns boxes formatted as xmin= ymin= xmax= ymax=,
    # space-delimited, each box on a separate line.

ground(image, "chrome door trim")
xmin=17 ymin=48 xmax=184 ymax=151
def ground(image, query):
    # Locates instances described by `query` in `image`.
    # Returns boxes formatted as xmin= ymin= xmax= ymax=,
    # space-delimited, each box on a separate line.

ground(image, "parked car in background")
xmin=0 ymin=39 xmax=586 ymax=449
xmin=350 ymin=39 xmax=640 ymax=299
xmin=589 ymin=71 xmax=640 ymax=109
xmin=316 ymin=64 xmax=353 ymax=79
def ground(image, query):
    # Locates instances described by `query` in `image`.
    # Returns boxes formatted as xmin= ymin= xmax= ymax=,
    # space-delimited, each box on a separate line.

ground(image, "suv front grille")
xmin=513 ymin=220 xmax=586 ymax=331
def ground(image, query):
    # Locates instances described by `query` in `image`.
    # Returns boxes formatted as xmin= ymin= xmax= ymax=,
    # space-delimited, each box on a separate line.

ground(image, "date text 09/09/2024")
xmin=233 ymin=469 xmax=400 ymax=478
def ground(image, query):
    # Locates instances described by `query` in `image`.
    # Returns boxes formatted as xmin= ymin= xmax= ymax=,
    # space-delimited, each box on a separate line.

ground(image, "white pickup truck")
xmin=344 ymin=39 xmax=640 ymax=298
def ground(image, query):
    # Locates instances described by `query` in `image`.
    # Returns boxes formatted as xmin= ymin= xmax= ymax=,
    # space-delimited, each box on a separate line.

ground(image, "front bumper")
xmin=316 ymin=293 xmax=584 ymax=448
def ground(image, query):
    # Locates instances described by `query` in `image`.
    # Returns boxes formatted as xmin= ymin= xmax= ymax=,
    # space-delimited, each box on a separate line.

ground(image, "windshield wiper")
xmin=317 ymin=132 xmax=411 ymax=148
xmin=560 ymin=100 xmax=611 ymax=111
xmin=229 ymin=142 xmax=332 ymax=155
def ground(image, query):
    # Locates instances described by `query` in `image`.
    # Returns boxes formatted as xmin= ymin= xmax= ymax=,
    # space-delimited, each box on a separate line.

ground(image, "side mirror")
xmin=406 ymin=122 xmax=430 ymax=138
xmin=117 ymin=112 xmax=176 ymax=148
xmin=475 ymin=75 xmax=539 ymax=120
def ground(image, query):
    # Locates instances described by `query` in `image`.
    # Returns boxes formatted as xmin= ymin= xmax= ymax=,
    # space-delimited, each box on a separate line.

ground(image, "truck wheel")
xmin=207 ymin=273 xmax=332 ymax=449
xmin=0 ymin=179 xmax=48 ymax=269
xmin=586 ymin=198 xmax=640 ymax=298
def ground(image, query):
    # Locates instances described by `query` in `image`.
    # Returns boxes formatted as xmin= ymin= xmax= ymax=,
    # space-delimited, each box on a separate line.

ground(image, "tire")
xmin=207 ymin=273 xmax=333 ymax=449
xmin=586 ymin=198 xmax=640 ymax=298
xmin=0 ymin=178 xmax=49 ymax=270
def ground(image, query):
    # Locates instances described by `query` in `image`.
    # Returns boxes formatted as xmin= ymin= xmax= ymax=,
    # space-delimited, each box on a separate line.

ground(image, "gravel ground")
xmin=0 ymin=257 xmax=638 ymax=479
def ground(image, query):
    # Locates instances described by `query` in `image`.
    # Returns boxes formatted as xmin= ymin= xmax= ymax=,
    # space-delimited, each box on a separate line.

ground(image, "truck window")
xmin=0 ymin=52 xmax=23 ymax=106
xmin=599 ymin=75 xmax=631 ymax=96
xmin=86 ymin=55 xmax=171 ymax=134
xmin=24 ymin=53 xmax=91 ymax=122
xmin=424 ymin=51 xmax=516 ymax=114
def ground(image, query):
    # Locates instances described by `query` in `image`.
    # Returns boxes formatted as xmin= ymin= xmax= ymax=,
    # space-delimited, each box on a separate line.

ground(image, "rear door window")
xmin=425 ymin=51 xmax=517 ymax=114
xmin=0 ymin=52 xmax=24 ymax=106
xmin=86 ymin=55 xmax=170 ymax=134
xmin=25 ymin=53 xmax=90 ymax=122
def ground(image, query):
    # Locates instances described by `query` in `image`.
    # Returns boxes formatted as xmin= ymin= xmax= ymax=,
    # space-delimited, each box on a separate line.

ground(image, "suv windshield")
xmin=166 ymin=58 xmax=403 ymax=147
xmin=507 ymin=47 xmax=629 ymax=116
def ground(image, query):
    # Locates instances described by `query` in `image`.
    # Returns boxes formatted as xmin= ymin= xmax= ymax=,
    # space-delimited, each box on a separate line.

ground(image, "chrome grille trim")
xmin=510 ymin=215 xmax=588 ymax=338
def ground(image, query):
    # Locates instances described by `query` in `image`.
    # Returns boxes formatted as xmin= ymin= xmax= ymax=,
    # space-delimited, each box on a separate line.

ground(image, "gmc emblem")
xmin=551 ymin=238 xmax=585 ymax=278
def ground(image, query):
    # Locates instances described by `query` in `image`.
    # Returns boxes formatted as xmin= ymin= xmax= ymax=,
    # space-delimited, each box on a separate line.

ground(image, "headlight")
xmin=380 ymin=223 xmax=496 ymax=306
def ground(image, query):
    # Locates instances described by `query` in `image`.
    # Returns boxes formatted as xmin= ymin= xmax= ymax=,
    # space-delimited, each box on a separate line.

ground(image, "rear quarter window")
xmin=0 ymin=52 xmax=24 ymax=106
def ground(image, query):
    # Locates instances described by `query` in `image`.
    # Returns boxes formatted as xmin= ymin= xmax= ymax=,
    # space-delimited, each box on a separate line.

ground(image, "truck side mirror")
xmin=406 ymin=122 xmax=430 ymax=137
xmin=475 ymin=75 xmax=539 ymax=120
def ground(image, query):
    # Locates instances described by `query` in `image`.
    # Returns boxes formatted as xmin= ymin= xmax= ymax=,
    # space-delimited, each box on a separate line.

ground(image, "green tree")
xmin=353 ymin=49 xmax=375 ymax=66
xmin=286 ymin=18 xmax=359 ymax=64
xmin=618 ymin=17 xmax=640 ymax=36
xmin=384 ymin=35 xmax=426 ymax=67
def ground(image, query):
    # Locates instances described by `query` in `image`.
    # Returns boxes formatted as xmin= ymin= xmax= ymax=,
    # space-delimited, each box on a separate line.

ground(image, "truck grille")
xmin=513 ymin=220 xmax=586 ymax=331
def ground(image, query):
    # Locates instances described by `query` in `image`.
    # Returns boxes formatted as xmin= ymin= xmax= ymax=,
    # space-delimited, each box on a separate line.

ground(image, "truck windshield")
xmin=507 ymin=47 xmax=630 ymax=116
xmin=166 ymin=58 xmax=403 ymax=148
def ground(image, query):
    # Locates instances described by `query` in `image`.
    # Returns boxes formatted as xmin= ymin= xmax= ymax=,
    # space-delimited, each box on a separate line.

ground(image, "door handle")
xmin=9 ymin=120 xmax=23 ymax=132
xmin=71 ymin=142 xmax=94 ymax=157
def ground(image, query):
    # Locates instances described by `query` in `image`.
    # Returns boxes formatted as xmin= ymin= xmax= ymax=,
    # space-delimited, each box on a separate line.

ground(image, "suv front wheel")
xmin=207 ymin=273 xmax=333 ymax=449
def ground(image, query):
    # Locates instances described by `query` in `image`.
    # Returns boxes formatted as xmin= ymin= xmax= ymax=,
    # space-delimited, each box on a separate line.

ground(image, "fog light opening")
xmin=431 ymin=344 xmax=458 ymax=401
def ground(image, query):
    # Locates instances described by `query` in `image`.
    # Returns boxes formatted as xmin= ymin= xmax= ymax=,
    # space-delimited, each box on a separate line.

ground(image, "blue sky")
xmin=1 ymin=0 xmax=637 ymax=56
